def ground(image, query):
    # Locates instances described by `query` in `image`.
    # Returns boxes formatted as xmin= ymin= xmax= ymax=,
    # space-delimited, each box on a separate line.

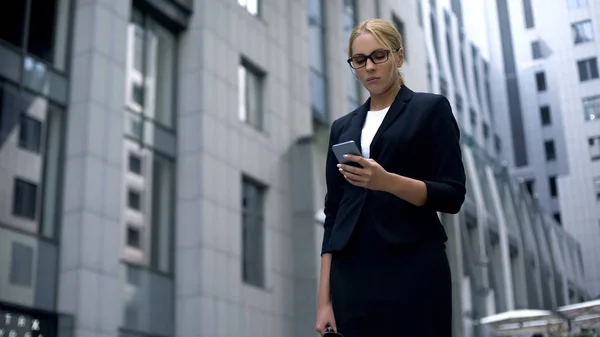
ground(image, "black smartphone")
xmin=323 ymin=327 xmax=344 ymax=337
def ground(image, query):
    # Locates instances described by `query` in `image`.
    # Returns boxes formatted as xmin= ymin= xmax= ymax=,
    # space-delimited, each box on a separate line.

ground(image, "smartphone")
xmin=331 ymin=140 xmax=362 ymax=164
xmin=324 ymin=327 xmax=344 ymax=337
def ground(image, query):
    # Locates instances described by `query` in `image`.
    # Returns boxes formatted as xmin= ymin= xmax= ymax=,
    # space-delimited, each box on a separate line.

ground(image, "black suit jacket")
xmin=321 ymin=85 xmax=466 ymax=255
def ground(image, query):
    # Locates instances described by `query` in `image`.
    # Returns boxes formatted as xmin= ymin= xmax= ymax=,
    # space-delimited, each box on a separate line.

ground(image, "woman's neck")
xmin=370 ymin=82 xmax=401 ymax=111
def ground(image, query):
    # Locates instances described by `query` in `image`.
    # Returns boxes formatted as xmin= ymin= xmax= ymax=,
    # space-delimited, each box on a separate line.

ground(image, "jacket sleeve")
xmin=422 ymin=96 xmax=467 ymax=214
xmin=321 ymin=119 xmax=344 ymax=255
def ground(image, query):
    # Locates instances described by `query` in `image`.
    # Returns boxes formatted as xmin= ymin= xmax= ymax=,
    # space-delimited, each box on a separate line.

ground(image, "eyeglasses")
xmin=347 ymin=48 xmax=399 ymax=69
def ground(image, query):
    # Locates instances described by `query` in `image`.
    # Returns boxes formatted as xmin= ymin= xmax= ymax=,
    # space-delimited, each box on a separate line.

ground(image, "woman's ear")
xmin=395 ymin=48 xmax=405 ymax=67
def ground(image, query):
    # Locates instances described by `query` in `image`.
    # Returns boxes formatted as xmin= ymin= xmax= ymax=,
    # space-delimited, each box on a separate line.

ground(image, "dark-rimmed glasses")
xmin=347 ymin=48 xmax=399 ymax=69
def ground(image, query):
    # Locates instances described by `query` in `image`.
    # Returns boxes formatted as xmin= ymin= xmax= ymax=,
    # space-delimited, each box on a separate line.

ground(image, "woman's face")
xmin=350 ymin=32 xmax=403 ymax=95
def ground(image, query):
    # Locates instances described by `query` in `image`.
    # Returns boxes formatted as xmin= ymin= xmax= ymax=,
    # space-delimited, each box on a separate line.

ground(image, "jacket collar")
xmin=348 ymin=85 xmax=413 ymax=158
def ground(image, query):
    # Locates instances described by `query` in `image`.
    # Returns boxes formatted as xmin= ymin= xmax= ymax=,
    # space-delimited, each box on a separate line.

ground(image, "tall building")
xmin=0 ymin=1 xmax=590 ymax=337
xmin=498 ymin=0 xmax=600 ymax=298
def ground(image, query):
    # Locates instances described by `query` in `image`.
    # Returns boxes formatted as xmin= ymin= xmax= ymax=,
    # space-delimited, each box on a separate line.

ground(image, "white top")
xmin=360 ymin=106 xmax=390 ymax=158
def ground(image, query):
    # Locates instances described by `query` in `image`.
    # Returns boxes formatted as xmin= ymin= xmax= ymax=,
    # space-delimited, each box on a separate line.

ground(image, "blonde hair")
xmin=348 ymin=18 xmax=405 ymax=86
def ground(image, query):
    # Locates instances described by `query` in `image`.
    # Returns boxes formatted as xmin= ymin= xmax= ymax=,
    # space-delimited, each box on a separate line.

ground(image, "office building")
xmin=0 ymin=1 xmax=590 ymax=337
xmin=498 ymin=0 xmax=600 ymax=298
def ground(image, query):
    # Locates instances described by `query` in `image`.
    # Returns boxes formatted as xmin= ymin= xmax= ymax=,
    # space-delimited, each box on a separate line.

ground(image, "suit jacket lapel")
xmin=369 ymin=85 xmax=413 ymax=157
xmin=346 ymin=97 xmax=370 ymax=151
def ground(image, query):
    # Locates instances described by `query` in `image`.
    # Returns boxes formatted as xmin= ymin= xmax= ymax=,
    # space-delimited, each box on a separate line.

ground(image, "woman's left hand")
xmin=338 ymin=154 xmax=390 ymax=191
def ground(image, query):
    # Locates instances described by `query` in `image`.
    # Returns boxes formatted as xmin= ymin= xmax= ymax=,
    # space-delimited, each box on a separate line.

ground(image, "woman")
xmin=315 ymin=18 xmax=466 ymax=337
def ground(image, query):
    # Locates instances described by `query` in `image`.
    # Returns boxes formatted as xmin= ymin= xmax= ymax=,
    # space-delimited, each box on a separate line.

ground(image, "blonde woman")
xmin=315 ymin=18 xmax=466 ymax=337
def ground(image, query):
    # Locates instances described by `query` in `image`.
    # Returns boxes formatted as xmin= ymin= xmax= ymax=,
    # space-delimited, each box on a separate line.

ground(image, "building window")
xmin=535 ymin=71 xmax=547 ymax=91
xmin=440 ymin=76 xmax=448 ymax=97
xmin=18 ymin=114 xmax=42 ymax=153
xmin=444 ymin=11 xmax=456 ymax=78
xmin=544 ymin=140 xmax=556 ymax=161
xmin=589 ymin=135 xmax=600 ymax=161
xmin=126 ymin=10 xmax=176 ymax=129
xmin=242 ymin=176 xmax=266 ymax=288
xmin=9 ymin=242 xmax=33 ymax=287
xmin=549 ymin=176 xmax=558 ymax=197
xmin=308 ymin=0 xmax=328 ymax=121
xmin=0 ymin=0 xmax=70 ymax=71
xmin=122 ymin=8 xmax=177 ymax=280
xmin=572 ymin=20 xmax=594 ymax=44
xmin=129 ymin=153 xmax=142 ymax=175
xmin=13 ymin=178 xmax=38 ymax=220
xmin=126 ymin=225 xmax=142 ymax=249
xmin=470 ymin=109 xmax=477 ymax=127
xmin=525 ymin=179 xmax=535 ymax=195
xmin=238 ymin=59 xmax=265 ymax=130
xmin=471 ymin=45 xmax=481 ymax=102
xmin=540 ymin=106 xmax=552 ymax=126
xmin=523 ymin=0 xmax=535 ymax=28
xmin=1 ymin=81 xmax=65 ymax=239
xmin=494 ymin=134 xmax=502 ymax=155
xmin=594 ymin=177 xmax=600 ymax=200
xmin=482 ymin=122 xmax=489 ymax=140
xmin=567 ymin=0 xmax=588 ymax=9
xmin=127 ymin=188 xmax=142 ymax=211
xmin=577 ymin=57 xmax=599 ymax=82
xmin=392 ymin=14 xmax=406 ymax=62
xmin=583 ymin=95 xmax=600 ymax=121
xmin=531 ymin=41 xmax=542 ymax=59
xmin=343 ymin=0 xmax=360 ymax=110
xmin=417 ymin=0 xmax=424 ymax=27
xmin=553 ymin=212 xmax=561 ymax=225
xmin=237 ymin=0 xmax=259 ymax=16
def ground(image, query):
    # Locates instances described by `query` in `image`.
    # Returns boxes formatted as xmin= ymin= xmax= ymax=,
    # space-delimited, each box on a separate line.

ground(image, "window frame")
xmin=241 ymin=175 xmax=267 ymax=289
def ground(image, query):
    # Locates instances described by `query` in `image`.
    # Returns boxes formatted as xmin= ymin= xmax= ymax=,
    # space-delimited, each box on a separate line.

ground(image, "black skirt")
xmin=330 ymin=214 xmax=452 ymax=337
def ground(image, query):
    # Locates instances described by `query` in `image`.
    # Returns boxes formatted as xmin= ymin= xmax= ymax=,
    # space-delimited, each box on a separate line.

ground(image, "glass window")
xmin=594 ymin=176 xmax=600 ymax=200
xmin=531 ymin=41 xmax=542 ymax=59
xmin=128 ymin=189 xmax=142 ymax=211
xmin=525 ymin=179 xmax=535 ymax=195
xmin=588 ymin=135 xmax=600 ymax=161
xmin=544 ymin=140 xmax=556 ymax=161
xmin=540 ymin=106 xmax=551 ymax=125
xmin=572 ymin=20 xmax=594 ymax=44
xmin=577 ymin=58 xmax=599 ymax=82
xmin=123 ymin=9 xmax=177 ymax=283
xmin=308 ymin=0 xmax=328 ymax=121
xmin=127 ymin=225 xmax=142 ymax=249
xmin=238 ymin=61 xmax=264 ymax=130
xmin=567 ymin=0 xmax=588 ymax=9
xmin=535 ymin=71 xmax=547 ymax=91
xmin=18 ymin=115 xmax=42 ymax=153
xmin=242 ymin=177 xmax=266 ymax=288
xmin=553 ymin=212 xmax=561 ymax=225
xmin=471 ymin=45 xmax=481 ymax=101
xmin=523 ymin=0 xmax=535 ymax=28
xmin=583 ymin=95 xmax=600 ymax=121
xmin=13 ymin=178 xmax=38 ymax=220
xmin=0 ymin=0 xmax=70 ymax=72
xmin=238 ymin=0 xmax=259 ymax=16
xmin=150 ymin=155 xmax=174 ymax=274
xmin=392 ymin=14 xmax=406 ymax=61
xmin=129 ymin=153 xmax=142 ymax=175
xmin=495 ymin=134 xmax=502 ymax=155
xmin=126 ymin=11 xmax=176 ymax=129
xmin=549 ymin=175 xmax=558 ymax=197
xmin=9 ymin=242 xmax=33 ymax=286
xmin=343 ymin=0 xmax=360 ymax=110
xmin=482 ymin=122 xmax=489 ymax=140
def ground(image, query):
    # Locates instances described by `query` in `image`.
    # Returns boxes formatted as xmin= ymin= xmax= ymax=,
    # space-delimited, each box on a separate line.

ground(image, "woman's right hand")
xmin=315 ymin=302 xmax=337 ymax=335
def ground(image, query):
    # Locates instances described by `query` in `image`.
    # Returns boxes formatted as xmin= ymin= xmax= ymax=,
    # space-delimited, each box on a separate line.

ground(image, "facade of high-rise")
xmin=0 ymin=1 xmax=591 ymax=337
xmin=497 ymin=0 xmax=600 ymax=298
